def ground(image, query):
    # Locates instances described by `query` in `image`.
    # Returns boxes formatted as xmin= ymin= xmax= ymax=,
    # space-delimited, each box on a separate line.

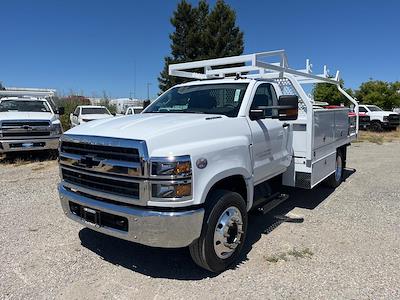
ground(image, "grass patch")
xmin=264 ymin=247 xmax=314 ymax=263
xmin=357 ymin=128 xmax=400 ymax=144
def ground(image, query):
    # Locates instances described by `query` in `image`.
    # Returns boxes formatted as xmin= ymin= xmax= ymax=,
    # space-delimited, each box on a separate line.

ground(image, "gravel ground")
xmin=0 ymin=142 xmax=399 ymax=299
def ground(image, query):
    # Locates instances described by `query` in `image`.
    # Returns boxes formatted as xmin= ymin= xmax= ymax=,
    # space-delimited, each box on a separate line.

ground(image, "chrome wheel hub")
xmin=213 ymin=206 xmax=243 ymax=259
xmin=335 ymin=155 xmax=343 ymax=182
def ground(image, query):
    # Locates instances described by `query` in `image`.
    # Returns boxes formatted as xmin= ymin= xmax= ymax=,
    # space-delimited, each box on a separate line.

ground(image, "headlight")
xmin=51 ymin=123 xmax=63 ymax=135
xmin=383 ymin=116 xmax=388 ymax=122
xmin=152 ymin=181 xmax=192 ymax=199
xmin=150 ymin=155 xmax=192 ymax=178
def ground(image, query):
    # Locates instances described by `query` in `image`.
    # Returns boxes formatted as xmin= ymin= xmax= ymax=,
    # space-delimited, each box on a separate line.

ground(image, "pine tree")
xmin=158 ymin=0 xmax=244 ymax=93
xmin=205 ymin=0 xmax=244 ymax=58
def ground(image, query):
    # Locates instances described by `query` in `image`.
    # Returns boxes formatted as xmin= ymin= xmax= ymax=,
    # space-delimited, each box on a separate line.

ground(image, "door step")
xmin=257 ymin=193 xmax=289 ymax=214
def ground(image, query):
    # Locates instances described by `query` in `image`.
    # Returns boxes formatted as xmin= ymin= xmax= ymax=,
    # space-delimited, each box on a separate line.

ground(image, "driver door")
xmin=247 ymin=83 xmax=289 ymax=184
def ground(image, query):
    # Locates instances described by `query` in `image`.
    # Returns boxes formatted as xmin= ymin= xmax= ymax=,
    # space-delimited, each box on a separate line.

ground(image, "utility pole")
xmin=133 ymin=60 xmax=136 ymax=99
xmin=146 ymin=82 xmax=152 ymax=100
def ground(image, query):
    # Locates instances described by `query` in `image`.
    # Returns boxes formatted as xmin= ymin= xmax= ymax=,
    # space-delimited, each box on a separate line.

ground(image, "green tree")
xmin=204 ymin=0 xmax=244 ymax=59
xmin=312 ymin=79 xmax=353 ymax=105
xmin=355 ymin=80 xmax=400 ymax=110
xmin=158 ymin=0 xmax=244 ymax=92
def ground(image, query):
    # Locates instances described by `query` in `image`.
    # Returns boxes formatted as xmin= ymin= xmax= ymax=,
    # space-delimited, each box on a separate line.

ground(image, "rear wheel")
xmin=324 ymin=150 xmax=344 ymax=188
xmin=189 ymin=190 xmax=247 ymax=273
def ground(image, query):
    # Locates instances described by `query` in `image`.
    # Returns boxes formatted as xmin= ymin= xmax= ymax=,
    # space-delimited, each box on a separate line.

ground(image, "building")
xmin=109 ymin=98 xmax=145 ymax=114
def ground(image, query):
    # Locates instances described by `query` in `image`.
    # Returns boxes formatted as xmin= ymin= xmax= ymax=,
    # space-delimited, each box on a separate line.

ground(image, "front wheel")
xmin=189 ymin=190 xmax=248 ymax=273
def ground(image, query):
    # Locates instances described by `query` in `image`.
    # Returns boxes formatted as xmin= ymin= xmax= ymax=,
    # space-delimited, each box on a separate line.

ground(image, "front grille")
xmin=2 ymin=132 xmax=50 ymax=137
xmin=61 ymin=141 xmax=140 ymax=162
xmin=62 ymin=168 xmax=140 ymax=198
xmin=388 ymin=114 xmax=400 ymax=125
xmin=1 ymin=121 xmax=50 ymax=127
xmin=59 ymin=135 xmax=148 ymax=206
xmin=0 ymin=120 xmax=51 ymax=139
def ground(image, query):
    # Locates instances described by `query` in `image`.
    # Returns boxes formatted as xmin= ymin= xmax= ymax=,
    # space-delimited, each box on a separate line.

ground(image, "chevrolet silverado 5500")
xmin=0 ymin=88 xmax=64 ymax=155
xmin=58 ymin=51 xmax=358 ymax=272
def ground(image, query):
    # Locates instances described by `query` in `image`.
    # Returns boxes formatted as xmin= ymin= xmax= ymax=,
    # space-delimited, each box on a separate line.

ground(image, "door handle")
xmin=282 ymin=123 xmax=290 ymax=128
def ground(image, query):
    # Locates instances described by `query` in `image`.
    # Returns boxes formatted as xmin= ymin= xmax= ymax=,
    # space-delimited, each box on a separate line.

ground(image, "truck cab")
xmin=125 ymin=106 xmax=144 ymax=115
xmin=57 ymin=51 xmax=358 ymax=272
xmin=0 ymin=95 xmax=63 ymax=155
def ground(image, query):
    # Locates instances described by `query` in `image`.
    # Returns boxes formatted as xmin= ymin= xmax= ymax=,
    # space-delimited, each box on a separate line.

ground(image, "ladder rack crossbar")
xmin=169 ymin=50 xmax=340 ymax=85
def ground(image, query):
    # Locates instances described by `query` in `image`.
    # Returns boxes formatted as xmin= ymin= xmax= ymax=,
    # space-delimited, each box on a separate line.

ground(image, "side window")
xmin=250 ymin=83 xmax=277 ymax=118
xmin=127 ymin=108 xmax=132 ymax=115
xmin=73 ymin=107 xmax=79 ymax=115
xmin=359 ymin=106 xmax=367 ymax=113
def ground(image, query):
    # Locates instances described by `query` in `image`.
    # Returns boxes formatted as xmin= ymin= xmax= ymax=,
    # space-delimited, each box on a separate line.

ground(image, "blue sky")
xmin=1 ymin=0 xmax=399 ymax=99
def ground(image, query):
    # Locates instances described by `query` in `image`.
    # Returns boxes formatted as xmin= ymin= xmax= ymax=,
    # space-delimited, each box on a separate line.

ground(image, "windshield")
xmin=81 ymin=107 xmax=110 ymax=115
xmin=0 ymin=100 xmax=51 ymax=112
xmin=367 ymin=105 xmax=382 ymax=112
xmin=144 ymin=83 xmax=249 ymax=117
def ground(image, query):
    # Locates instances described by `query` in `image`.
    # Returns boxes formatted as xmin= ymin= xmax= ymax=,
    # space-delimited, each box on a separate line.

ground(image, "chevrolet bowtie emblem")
xmin=79 ymin=155 xmax=99 ymax=168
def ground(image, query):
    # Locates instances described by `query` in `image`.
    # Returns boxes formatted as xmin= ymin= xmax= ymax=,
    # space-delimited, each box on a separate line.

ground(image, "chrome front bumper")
xmin=0 ymin=137 xmax=60 ymax=153
xmin=58 ymin=185 xmax=205 ymax=248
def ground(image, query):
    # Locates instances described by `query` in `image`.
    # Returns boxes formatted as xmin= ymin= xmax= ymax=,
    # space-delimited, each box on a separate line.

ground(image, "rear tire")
xmin=189 ymin=189 xmax=248 ymax=273
xmin=324 ymin=150 xmax=344 ymax=188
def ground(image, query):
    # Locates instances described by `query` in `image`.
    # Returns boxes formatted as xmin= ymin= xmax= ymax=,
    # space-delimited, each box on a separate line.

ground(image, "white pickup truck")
xmin=358 ymin=104 xmax=399 ymax=131
xmin=125 ymin=106 xmax=144 ymax=115
xmin=58 ymin=51 xmax=358 ymax=272
xmin=0 ymin=89 xmax=63 ymax=155
xmin=70 ymin=105 xmax=113 ymax=127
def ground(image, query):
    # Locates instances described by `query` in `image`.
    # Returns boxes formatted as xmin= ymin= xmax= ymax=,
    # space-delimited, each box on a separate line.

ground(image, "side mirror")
xmin=277 ymin=95 xmax=298 ymax=121
xmin=249 ymin=109 xmax=265 ymax=121
xmin=57 ymin=107 xmax=65 ymax=115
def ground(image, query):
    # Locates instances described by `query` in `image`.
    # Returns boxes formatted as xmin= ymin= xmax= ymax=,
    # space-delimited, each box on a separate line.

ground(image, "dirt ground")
xmin=0 ymin=142 xmax=399 ymax=299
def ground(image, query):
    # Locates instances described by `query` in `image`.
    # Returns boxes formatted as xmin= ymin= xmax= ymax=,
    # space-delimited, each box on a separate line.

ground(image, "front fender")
xmin=199 ymin=168 xmax=254 ymax=211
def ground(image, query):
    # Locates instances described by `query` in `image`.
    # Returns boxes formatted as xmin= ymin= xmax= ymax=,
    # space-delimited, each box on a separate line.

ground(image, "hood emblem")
xmin=79 ymin=155 xmax=100 ymax=168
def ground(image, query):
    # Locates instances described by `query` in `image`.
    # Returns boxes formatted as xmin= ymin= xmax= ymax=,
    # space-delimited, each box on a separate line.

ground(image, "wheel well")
xmin=208 ymin=175 xmax=247 ymax=204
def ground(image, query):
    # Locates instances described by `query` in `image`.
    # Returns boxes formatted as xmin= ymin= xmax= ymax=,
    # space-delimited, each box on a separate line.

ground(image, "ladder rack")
xmin=0 ymin=87 xmax=56 ymax=98
xmin=169 ymin=50 xmax=340 ymax=85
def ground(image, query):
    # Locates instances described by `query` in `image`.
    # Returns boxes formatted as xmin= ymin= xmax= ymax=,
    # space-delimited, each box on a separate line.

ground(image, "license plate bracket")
xmin=82 ymin=207 xmax=100 ymax=226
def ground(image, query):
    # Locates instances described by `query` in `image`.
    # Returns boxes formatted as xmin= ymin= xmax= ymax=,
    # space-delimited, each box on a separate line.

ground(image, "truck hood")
xmin=368 ymin=111 xmax=398 ymax=117
xmin=0 ymin=111 xmax=56 ymax=122
xmin=64 ymin=113 xmax=250 ymax=156
xmin=80 ymin=114 xmax=113 ymax=120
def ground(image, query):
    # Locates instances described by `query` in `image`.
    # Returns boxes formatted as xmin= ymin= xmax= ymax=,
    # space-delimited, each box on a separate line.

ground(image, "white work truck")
xmin=0 ymin=88 xmax=63 ymax=155
xmin=358 ymin=104 xmax=399 ymax=131
xmin=58 ymin=51 xmax=358 ymax=272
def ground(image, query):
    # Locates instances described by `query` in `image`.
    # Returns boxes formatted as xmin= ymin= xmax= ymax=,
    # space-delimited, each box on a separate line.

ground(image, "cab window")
xmin=359 ymin=106 xmax=368 ymax=113
xmin=250 ymin=83 xmax=277 ymax=118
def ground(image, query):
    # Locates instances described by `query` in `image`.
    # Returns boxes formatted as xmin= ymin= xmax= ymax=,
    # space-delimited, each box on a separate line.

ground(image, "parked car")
xmin=57 ymin=51 xmax=359 ymax=272
xmin=358 ymin=104 xmax=399 ymax=131
xmin=70 ymin=105 xmax=113 ymax=127
xmin=0 ymin=96 xmax=63 ymax=154
xmin=125 ymin=106 xmax=144 ymax=115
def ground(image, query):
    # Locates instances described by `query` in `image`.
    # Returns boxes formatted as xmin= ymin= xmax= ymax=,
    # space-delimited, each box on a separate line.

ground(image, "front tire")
xmin=370 ymin=121 xmax=382 ymax=132
xmin=189 ymin=190 xmax=248 ymax=273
